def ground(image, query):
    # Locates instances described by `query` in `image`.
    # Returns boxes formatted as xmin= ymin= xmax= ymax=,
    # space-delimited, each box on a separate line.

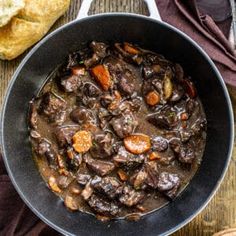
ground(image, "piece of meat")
xmin=84 ymin=155 xmax=115 ymax=176
xmin=113 ymin=146 xmax=145 ymax=169
xmin=130 ymin=163 xmax=159 ymax=190
xmin=34 ymin=139 xmax=58 ymax=169
xmin=91 ymin=176 xmax=122 ymax=199
xmin=76 ymin=173 xmax=91 ymax=185
xmin=90 ymin=131 xmax=114 ymax=158
xmin=83 ymin=82 xmax=101 ymax=97
xmin=178 ymin=143 xmax=195 ymax=164
xmin=157 ymin=172 xmax=180 ymax=199
xmin=117 ymin=69 xmax=135 ymax=95
xmin=147 ymin=107 xmax=178 ymax=130
xmin=119 ymin=185 xmax=145 ymax=207
xmin=70 ymin=107 xmax=95 ymax=125
xmin=61 ymin=74 xmax=81 ymax=93
xmin=54 ymin=125 xmax=79 ymax=147
xmin=90 ymin=41 xmax=108 ymax=58
xmin=170 ymin=84 xmax=184 ymax=102
xmin=35 ymin=139 xmax=51 ymax=156
xmin=97 ymin=107 xmax=112 ymax=129
xmin=152 ymin=136 xmax=168 ymax=152
xmin=142 ymin=64 xmax=162 ymax=79
xmin=39 ymin=92 xmax=67 ymax=124
xmin=84 ymin=41 xmax=108 ymax=68
xmin=174 ymin=63 xmax=184 ymax=81
xmin=110 ymin=110 xmax=138 ymax=138
xmin=87 ymin=194 xmax=119 ymax=216
xmin=57 ymin=176 xmax=73 ymax=189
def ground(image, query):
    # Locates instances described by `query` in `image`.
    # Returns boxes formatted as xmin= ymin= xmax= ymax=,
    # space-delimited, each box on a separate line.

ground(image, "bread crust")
xmin=0 ymin=0 xmax=70 ymax=60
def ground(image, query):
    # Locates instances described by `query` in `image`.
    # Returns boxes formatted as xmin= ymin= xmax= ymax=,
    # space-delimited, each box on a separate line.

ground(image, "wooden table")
xmin=0 ymin=1 xmax=235 ymax=235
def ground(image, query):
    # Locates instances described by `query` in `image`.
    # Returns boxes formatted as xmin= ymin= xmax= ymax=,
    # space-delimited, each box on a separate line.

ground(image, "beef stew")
xmin=29 ymin=41 xmax=206 ymax=221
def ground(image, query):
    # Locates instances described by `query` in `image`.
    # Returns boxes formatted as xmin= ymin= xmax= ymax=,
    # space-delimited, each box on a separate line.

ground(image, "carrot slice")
xmin=146 ymin=91 xmax=160 ymax=106
xmin=117 ymin=169 xmax=128 ymax=181
xmin=91 ymin=64 xmax=111 ymax=91
xmin=72 ymin=130 xmax=92 ymax=153
xmin=123 ymin=42 xmax=140 ymax=55
xmin=149 ymin=151 xmax=161 ymax=161
xmin=180 ymin=112 xmax=189 ymax=121
xmin=71 ymin=66 xmax=85 ymax=76
xmin=124 ymin=134 xmax=151 ymax=154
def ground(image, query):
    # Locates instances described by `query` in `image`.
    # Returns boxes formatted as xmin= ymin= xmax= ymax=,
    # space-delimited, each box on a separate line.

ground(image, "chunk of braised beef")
xmin=97 ymin=107 xmax=112 ymax=129
xmin=147 ymin=107 xmax=178 ymax=130
xmin=35 ymin=139 xmax=57 ymax=169
xmin=84 ymin=41 xmax=108 ymax=68
xmin=57 ymin=176 xmax=73 ymax=189
xmin=144 ymin=163 xmax=159 ymax=189
xmin=169 ymin=138 xmax=181 ymax=154
xmin=170 ymin=84 xmax=184 ymax=102
xmin=39 ymin=92 xmax=67 ymax=124
xmin=90 ymin=131 xmax=114 ymax=158
xmin=158 ymin=149 xmax=175 ymax=165
xmin=113 ymin=146 xmax=145 ymax=169
xmin=119 ymin=185 xmax=145 ymax=207
xmin=152 ymin=136 xmax=168 ymax=152
xmin=83 ymin=82 xmax=101 ymax=97
xmin=130 ymin=163 xmax=159 ymax=190
xmin=61 ymin=75 xmax=81 ymax=93
xmin=91 ymin=176 xmax=122 ymax=199
xmin=70 ymin=107 xmax=95 ymax=125
xmin=35 ymin=139 xmax=51 ymax=156
xmin=110 ymin=110 xmax=138 ymax=138
xmin=157 ymin=172 xmax=180 ymax=199
xmin=174 ymin=63 xmax=184 ymax=81
xmin=84 ymin=155 xmax=115 ymax=176
xmin=76 ymin=173 xmax=91 ymax=185
xmin=54 ymin=126 xmax=79 ymax=147
xmin=117 ymin=70 xmax=135 ymax=95
xmin=142 ymin=64 xmax=162 ymax=79
xmin=90 ymin=41 xmax=108 ymax=58
xmin=178 ymin=143 xmax=195 ymax=164
xmin=87 ymin=194 xmax=119 ymax=216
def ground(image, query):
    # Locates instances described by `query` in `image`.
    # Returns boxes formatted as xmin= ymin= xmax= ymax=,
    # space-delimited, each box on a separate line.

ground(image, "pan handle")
xmin=77 ymin=0 xmax=162 ymax=21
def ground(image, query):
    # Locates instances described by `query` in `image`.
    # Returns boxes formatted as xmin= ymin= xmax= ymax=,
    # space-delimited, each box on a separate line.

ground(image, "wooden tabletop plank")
xmin=0 ymin=0 xmax=235 ymax=235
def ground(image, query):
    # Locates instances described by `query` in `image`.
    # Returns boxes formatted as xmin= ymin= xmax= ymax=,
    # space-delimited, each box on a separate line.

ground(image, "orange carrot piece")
xmin=117 ymin=169 xmax=128 ymax=181
xmin=149 ymin=151 xmax=161 ymax=161
xmin=146 ymin=91 xmax=160 ymax=106
xmin=124 ymin=134 xmax=151 ymax=154
xmin=72 ymin=130 xmax=92 ymax=153
xmin=91 ymin=64 xmax=111 ymax=91
xmin=123 ymin=42 xmax=140 ymax=55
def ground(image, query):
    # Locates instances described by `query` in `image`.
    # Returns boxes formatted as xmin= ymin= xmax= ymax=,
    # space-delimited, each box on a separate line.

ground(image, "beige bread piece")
xmin=0 ymin=0 xmax=25 ymax=27
xmin=0 ymin=0 xmax=70 ymax=60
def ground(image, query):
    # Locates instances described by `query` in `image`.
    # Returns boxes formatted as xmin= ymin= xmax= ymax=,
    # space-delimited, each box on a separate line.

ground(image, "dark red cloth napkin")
xmin=0 ymin=155 xmax=60 ymax=236
xmin=1 ymin=1 xmax=235 ymax=236
xmin=156 ymin=0 xmax=236 ymax=86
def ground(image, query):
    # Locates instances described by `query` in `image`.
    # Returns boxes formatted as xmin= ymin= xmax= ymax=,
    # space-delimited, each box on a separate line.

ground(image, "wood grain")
xmin=0 ymin=0 xmax=235 ymax=235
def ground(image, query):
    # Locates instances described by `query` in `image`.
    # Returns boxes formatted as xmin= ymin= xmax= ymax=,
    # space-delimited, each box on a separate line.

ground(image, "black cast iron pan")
xmin=0 ymin=0 xmax=234 ymax=235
